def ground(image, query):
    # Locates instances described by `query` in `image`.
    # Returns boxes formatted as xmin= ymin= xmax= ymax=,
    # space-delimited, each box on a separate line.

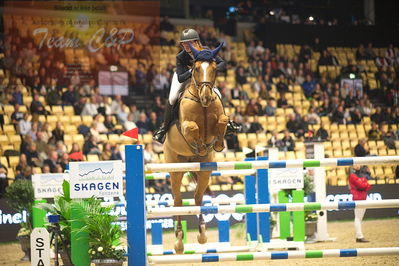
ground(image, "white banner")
xmin=269 ymin=168 xmax=304 ymax=190
xmin=30 ymin=228 xmax=50 ymax=266
xmin=69 ymin=160 xmax=123 ymax=198
xmin=32 ymin=173 xmax=68 ymax=199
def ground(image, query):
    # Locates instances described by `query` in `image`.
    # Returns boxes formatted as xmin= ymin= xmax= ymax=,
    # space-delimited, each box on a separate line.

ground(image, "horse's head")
xmin=189 ymin=42 xmax=223 ymax=107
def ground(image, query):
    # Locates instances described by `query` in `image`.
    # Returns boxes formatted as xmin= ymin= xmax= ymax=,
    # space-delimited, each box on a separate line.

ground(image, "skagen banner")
xmin=32 ymin=173 xmax=68 ymax=199
xmin=69 ymin=160 xmax=123 ymax=198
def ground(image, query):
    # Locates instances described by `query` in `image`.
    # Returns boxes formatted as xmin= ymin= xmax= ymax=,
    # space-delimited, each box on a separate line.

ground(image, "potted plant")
xmin=75 ymin=197 xmax=126 ymax=266
xmin=4 ymin=180 xmax=34 ymax=261
xmin=37 ymin=180 xmax=73 ymax=266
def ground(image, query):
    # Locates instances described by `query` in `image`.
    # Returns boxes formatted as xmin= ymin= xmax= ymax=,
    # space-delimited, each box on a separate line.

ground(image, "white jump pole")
xmin=147 ymin=199 xmax=399 ymax=218
xmin=146 ymin=156 xmax=399 ymax=172
xmin=148 ymin=247 xmax=399 ymax=264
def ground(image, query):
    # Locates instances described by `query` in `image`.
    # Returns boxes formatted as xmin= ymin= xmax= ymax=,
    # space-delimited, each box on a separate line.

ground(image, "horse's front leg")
xmin=214 ymin=114 xmax=229 ymax=152
xmin=170 ymin=172 xmax=185 ymax=254
xmin=193 ymin=171 xmax=211 ymax=244
xmin=181 ymin=121 xmax=206 ymax=156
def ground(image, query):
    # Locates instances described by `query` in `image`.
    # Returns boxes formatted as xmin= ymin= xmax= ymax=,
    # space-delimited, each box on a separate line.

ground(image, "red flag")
xmin=122 ymin=127 xmax=139 ymax=143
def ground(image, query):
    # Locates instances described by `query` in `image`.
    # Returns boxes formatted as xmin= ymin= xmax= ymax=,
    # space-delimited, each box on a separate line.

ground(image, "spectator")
xmin=299 ymin=44 xmax=312 ymax=63
xmin=302 ymin=74 xmax=316 ymax=98
xmin=59 ymin=153 xmax=70 ymax=171
xmin=124 ymin=113 xmax=137 ymax=131
xmin=364 ymin=42 xmax=376 ymax=60
xmin=350 ymin=109 xmax=363 ymax=124
xmin=104 ymin=115 xmax=117 ymax=134
xmin=235 ymin=66 xmax=247 ymax=85
xmin=35 ymin=132 xmax=49 ymax=160
xmin=152 ymin=69 xmax=170 ymax=97
xmin=348 ymin=165 xmax=371 ymax=243
xmin=355 ymin=44 xmax=366 ymax=60
xmin=15 ymin=154 xmax=28 ymax=176
xmin=28 ymin=121 xmax=39 ymax=141
xmin=93 ymin=115 xmax=108 ymax=134
xmin=0 ymin=163 xmax=9 ymax=198
xmin=24 ymin=143 xmax=40 ymax=167
xmin=101 ymin=143 xmax=113 ymax=161
xmin=307 ymin=107 xmax=321 ymax=124
xmin=370 ymin=107 xmax=383 ymax=125
xmin=62 ymin=85 xmax=77 ymax=105
xmin=11 ymin=104 xmax=24 ymax=125
xmin=69 ymin=143 xmax=84 ymax=161
xmin=354 ymin=139 xmax=370 ymax=157
xmin=83 ymin=135 xmax=101 ymax=155
xmin=245 ymin=98 xmax=261 ymax=116
xmin=15 ymin=166 xmax=32 ymax=181
xmin=268 ymin=131 xmax=284 ymax=151
xmin=18 ymin=113 xmax=31 ymax=135
xmin=277 ymin=92 xmax=289 ymax=108
xmin=11 ymin=86 xmax=23 ymax=105
xmin=81 ymin=96 xmax=98 ymax=116
xmin=230 ymin=84 xmax=248 ymax=100
xmin=148 ymin=112 xmax=161 ymax=134
xmin=248 ymin=116 xmax=263 ymax=133
xmin=43 ymin=150 xmax=59 ymax=173
xmin=382 ymin=126 xmax=396 ymax=149
xmin=264 ymin=99 xmax=276 ymax=116
xmin=315 ymin=122 xmax=329 ymax=141
xmin=281 ymin=130 xmax=295 ymax=151
xmin=296 ymin=116 xmax=309 ymax=138
xmin=276 ymin=75 xmax=289 ymax=93
xmin=136 ymin=113 xmax=150 ymax=134
xmin=286 ymin=113 xmax=299 ymax=134
xmin=52 ymin=122 xmax=64 ymax=142
xmin=368 ymin=123 xmax=381 ymax=140
xmin=30 ymin=94 xmax=46 ymax=115
xmin=331 ymin=105 xmax=346 ymax=124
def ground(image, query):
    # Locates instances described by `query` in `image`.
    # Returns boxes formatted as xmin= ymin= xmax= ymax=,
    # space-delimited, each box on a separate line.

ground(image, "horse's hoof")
xmin=197 ymin=233 xmax=207 ymax=244
xmin=174 ymin=239 xmax=184 ymax=254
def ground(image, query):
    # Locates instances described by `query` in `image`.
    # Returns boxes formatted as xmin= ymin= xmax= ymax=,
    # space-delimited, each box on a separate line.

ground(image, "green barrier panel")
xmin=278 ymin=190 xmax=290 ymax=240
xmin=32 ymin=199 xmax=47 ymax=228
xmin=292 ymin=190 xmax=305 ymax=242
xmin=71 ymin=202 xmax=90 ymax=266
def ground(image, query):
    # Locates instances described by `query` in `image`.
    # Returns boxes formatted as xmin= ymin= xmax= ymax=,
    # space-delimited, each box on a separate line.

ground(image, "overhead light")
xmin=349 ymin=73 xmax=355 ymax=79
xmin=110 ymin=65 xmax=118 ymax=72
xmin=309 ymin=16 xmax=314 ymax=21
xmin=269 ymin=11 xmax=275 ymax=16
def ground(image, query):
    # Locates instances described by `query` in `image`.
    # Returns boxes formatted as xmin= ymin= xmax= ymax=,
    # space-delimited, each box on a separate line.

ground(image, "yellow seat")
xmin=87 ymin=154 xmax=99 ymax=162
xmin=72 ymin=134 xmax=84 ymax=145
xmin=8 ymin=156 xmax=20 ymax=167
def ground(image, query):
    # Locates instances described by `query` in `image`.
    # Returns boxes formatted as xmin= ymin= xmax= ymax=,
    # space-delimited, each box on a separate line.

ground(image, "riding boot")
xmin=153 ymin=103 xmax=174 ymax=144
xmin=225 ymin=120 xmax=242 ymax=136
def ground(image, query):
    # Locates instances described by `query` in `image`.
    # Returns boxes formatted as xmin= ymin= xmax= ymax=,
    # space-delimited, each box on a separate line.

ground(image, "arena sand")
xmin=1 ymin=219 xmax=398 ymax=265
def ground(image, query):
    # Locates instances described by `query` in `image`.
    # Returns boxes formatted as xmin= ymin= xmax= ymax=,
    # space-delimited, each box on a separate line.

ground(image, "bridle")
xmin=190 ymin=62 xmax=216 ymax=105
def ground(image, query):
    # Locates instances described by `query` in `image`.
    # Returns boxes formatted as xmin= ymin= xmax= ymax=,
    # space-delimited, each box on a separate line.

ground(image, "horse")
xmin=163 ymin=42 xmax=228 ymax=253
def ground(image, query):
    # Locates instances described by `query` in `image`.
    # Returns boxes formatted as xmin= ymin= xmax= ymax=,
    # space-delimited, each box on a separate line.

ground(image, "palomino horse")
xmin=163 ymin=43 xmax=228 ymax=253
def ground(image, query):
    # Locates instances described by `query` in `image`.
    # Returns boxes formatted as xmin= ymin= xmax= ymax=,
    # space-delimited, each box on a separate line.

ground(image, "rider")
xmin=153 ymin=28 xmax=240 ymax=143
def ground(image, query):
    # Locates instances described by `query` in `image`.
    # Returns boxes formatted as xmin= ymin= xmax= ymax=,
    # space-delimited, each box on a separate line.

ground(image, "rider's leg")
xmin=153 ymin=72 xmax=182 ymax=143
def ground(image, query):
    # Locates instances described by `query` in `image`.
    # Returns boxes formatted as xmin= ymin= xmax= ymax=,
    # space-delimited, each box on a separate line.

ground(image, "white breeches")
xmin=354 ymin=208 xmax=366 ymax=239
xmin=168 ymin=72 xmax=222 ymax=105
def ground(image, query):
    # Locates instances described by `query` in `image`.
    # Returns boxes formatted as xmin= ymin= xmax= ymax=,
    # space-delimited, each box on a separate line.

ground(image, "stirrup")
xmin=153 ymin=127 xmax=167 ymax=144
xmin=225 ymin=121 xmax=241 ymax=135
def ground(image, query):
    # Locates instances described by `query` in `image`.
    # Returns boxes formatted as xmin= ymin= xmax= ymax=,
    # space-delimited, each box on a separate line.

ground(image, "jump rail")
xmin=145 ymin=169 xmax=256 ymax=180
xmin=148 ymin=247 xmax=399 ymax=264
xmin=147 ymin=199 xmax=399 ymax=218
xmin=146 ymin=156 xmax=399 ymax=172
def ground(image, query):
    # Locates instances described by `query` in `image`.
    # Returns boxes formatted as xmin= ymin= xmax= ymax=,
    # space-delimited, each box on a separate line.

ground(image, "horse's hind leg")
xmin=214 ymin=114 xmax=229 ymax=152
xmin=170 ymin=172 xmax=185 ymax=254
xmin=192 ymin=171 xmax=211 ymax=244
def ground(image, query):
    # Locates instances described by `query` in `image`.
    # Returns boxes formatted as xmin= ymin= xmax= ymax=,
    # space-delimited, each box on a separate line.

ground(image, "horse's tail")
xmin=188 ymin=171 xmax=213 ymax=196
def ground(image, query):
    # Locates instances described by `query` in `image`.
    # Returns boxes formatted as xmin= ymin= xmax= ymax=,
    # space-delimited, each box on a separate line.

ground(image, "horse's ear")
xmin=188 ymin=43 xmax=200 ymax=58
xmin=211 ymin=42 xmax=224 ymax=58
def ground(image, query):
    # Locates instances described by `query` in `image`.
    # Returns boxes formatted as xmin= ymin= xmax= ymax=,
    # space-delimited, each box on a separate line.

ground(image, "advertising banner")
xmin=32 ymin=173 xmax=68 ymax=199
xmin=269 ymin=168 xmax=304 ymax=190
xmin=69 ymin=160 xmax=123 ymax=198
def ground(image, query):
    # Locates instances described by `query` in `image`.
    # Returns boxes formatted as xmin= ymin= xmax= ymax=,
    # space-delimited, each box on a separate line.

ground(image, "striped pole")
xmin=147 ymin=245 xmax=251 ymax=256
xmin=148 ymin=247 xmax=399 ymax=264
xmin=146 ymin=156 xmax=399 ymax=172
xmin=146 ymin=197 xmax=245 ymax=207
xmin=146 ymin=199 xmax=399 ymax=218
xmin=145 ymin=170 xmax=256 ymax=180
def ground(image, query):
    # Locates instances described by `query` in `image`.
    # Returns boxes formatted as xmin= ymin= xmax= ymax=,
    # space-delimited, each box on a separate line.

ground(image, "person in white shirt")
xmin=18 ymin=113 xmax=31 ymax=135
xmin=81 ymin=96 xmax=98 ymax=116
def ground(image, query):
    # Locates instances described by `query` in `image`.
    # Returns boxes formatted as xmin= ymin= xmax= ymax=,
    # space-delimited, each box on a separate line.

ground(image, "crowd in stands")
xmin=1 ymin=14 xmax=399 ymax=196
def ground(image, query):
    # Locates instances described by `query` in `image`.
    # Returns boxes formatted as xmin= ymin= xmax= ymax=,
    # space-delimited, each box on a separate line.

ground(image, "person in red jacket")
xmin=349 ymin=165 xmax=372 ymax=243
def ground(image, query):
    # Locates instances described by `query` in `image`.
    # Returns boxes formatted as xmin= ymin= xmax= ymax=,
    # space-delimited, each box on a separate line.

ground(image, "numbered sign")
xmin=30 ymin=227 xmax=50 ymax=266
